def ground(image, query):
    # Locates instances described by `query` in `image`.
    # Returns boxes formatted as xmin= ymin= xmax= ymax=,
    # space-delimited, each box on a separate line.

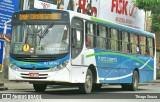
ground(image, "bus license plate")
xmin=29 ymin=73 xmax=39 ymax=77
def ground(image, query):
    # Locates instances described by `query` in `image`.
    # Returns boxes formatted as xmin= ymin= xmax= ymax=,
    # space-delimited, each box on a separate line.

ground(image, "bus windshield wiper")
xmin=38 ymin=24 xmax=54 ymax=38
xmin=38 ymin=24 xmax=54 ymax=45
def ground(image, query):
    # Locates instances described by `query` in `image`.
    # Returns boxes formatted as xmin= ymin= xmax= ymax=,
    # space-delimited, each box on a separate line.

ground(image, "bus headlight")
xmin=9 ymin=63 xmax=21 ymax=71
xmin=50 ymin=60 xmax=69 ymax=71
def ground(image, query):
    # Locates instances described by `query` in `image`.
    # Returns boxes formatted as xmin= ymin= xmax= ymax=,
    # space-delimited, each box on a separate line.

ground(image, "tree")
xmin=135 ymin=0 xmax=160 ymax=32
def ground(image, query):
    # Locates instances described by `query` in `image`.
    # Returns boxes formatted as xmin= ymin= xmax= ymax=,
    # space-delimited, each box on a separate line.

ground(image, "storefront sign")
xmin=99 ymin=0 xmax=145 ymax=30
xmin=34 ymin=0 xmax=57 ymax=9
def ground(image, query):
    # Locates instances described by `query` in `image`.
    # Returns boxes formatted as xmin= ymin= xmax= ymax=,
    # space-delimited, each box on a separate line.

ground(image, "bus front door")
xmin=71 ymin=28 xmax=83 ymax=66
xmin=71 ymin=18 xmax=84 ymax=66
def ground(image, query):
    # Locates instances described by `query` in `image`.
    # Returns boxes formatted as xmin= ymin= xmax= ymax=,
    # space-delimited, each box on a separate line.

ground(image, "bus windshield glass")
xmin=11 ymin=23 xmax=69 ymax=55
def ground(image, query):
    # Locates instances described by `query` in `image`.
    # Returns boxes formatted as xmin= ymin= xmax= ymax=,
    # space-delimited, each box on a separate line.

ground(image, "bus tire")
xmin=79 ymin=69 xmax=93 ymax=94
xmin=33 ymin=84 xmax=47 ymax=92
xmin=129 ymin=71 xmax=139 ymax=91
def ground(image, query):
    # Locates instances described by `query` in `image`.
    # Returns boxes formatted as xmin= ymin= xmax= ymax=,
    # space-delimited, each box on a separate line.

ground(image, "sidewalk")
xmin=0 ymin=82 xmax=32 ymax=91
xmin=0 ymin=82 xmax=8 ymax=91
xmin=0 ymin=80 xmax=33 ymax=91
xmin=149 ymin=79 xmax=160 ymax=83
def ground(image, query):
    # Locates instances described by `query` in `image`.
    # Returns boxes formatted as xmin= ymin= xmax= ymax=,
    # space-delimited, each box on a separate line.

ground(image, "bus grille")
xmin=21 ymin=77 xmax=47 ymax=79
xmin=20 ymin=67 xmax=50 ymax=70
xmin=14 ymin=57 xmax=57 ymax=62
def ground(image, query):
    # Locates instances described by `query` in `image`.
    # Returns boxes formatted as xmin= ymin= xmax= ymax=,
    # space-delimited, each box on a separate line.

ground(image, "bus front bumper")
xmin=8 ymin=66 xmax=70 ymax=83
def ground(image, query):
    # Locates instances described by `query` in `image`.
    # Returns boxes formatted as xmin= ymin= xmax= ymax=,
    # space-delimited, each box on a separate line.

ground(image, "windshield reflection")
xmin=11 ymin=24 xmax=69 ymax=55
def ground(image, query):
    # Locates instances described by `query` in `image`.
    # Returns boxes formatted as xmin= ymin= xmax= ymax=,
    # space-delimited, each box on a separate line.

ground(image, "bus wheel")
xmin=33 ymin=84 xmax=47 ymax=92
xmin=79 ymin=69 xmax=93 ymax=94
xmin=129 ymin=71 xmax=139 ymax=91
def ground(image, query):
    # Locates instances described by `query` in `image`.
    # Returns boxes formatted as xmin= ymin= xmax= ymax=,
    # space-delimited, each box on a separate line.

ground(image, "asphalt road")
xmin=0 ymin=81 xmax=160 ymax=101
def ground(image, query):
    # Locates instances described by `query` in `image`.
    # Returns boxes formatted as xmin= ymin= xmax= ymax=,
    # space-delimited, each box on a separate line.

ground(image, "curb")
xmin=150 ymin=79 xmax=160 ymax=83
xmin=0 ymin=83 xmax=4 ymax=87
xmin=138 ymin=80 xmax=160 ymax=86
xmin=0 ymin=83 xmax=8 ymax=91
xmin=0 ymin=86 xmax=8 ymax=91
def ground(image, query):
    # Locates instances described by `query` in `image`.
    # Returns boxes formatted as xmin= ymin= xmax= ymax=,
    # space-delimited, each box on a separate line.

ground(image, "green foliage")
xmin=151 ymin=14 xmax=160 ymax=31
xmin=135 ymin=0 xmax=160 ymax=32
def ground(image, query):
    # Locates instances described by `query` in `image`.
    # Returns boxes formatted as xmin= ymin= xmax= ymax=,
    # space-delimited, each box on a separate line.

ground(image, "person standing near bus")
xmin=86 ymin=3 xmax=92 ymax=16
xmin=57 ymin=0 xmax=64 ymax=9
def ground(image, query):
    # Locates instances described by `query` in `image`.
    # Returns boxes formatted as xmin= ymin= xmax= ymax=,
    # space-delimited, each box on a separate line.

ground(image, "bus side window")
xmin=140 ymin=36 xmax=146 ymax=55
xmin=71 ymin=29 xmax=78 ymax=48
xmin=85 ymin=22 xmax=96 ymax=48
xmin=111 ymin=28 xmax=118 ymax=51
xmin=118 ymin=30 xmax=122 ymax=51
xmin=148 ymin=37 xmax=154 ymax=56
xmin=146 ymin=46 xmax=150 ymax=55
xmin=145 ymin=37 xmax=150 ymax=55
xmin=135 ymin=35 xmax=139 ymax=54
xmin=136 ymin=45 xmax=140 ymax=54
xmin=86 ymin=34 xmax=91 ymax=47
xmin=127 ymin=43 xmax=131 ymax=53
xmin=97 ymin=25 xmax=106 ymax=49
xmin=106 ymin=27 xmax=111 ymax=50
xmin=122 ymin=31 xmax=129 ymax=53
xmin=131 ymin=34 xmax=139 ymax=54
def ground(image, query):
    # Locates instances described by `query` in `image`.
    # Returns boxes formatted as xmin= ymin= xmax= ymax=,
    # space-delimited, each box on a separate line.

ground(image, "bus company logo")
xmin=32 ymin=66 xmax=37 ymax=70
xmin=98 ymin=56 xmax=118 ymax=64
xmin=111 ymin=0 xmax=137 ymax=17
xmin=41 ymin=2 xmax=50 ymax=9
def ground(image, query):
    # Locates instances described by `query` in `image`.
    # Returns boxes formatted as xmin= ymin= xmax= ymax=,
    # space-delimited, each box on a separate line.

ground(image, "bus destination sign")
xmin=19 ymin=13 xmax=62 ymax=20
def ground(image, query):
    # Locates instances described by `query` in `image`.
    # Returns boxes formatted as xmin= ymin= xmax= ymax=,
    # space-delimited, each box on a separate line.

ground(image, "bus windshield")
xmin=11 ymin=23 xmax=69 ymax=55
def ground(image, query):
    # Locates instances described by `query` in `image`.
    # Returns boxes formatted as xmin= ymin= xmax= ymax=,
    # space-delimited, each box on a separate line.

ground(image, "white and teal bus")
xmin=9 ymin=9 xmax=156 ymax=94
